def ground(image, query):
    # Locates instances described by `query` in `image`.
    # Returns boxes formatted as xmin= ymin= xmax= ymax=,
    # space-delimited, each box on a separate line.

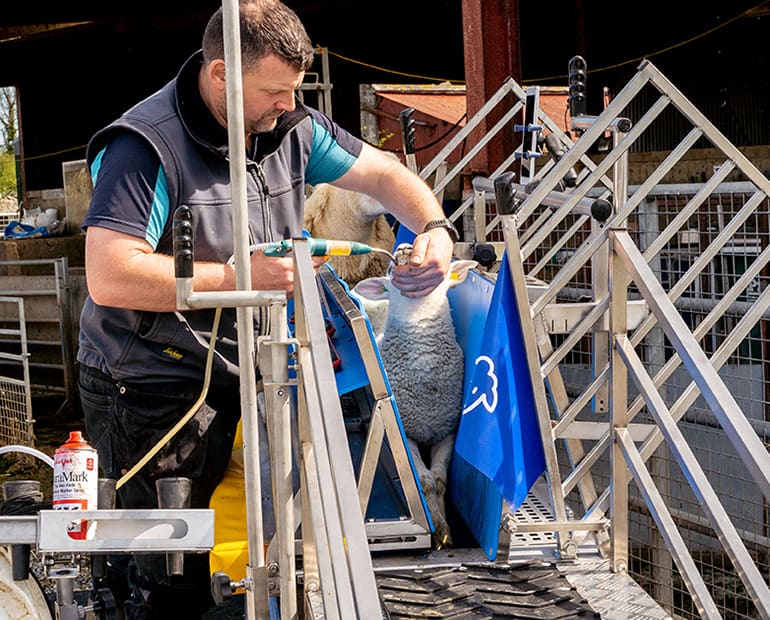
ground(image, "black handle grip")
xmin=493 ymin=171 xmax=518 ymax=216
xmin=568 ymin=55 xmax=587 ymax=119
xmin=173 ymin=206 xmax=194 ymax=279
xmin=399 ymin=107 xmax=416 ymax=155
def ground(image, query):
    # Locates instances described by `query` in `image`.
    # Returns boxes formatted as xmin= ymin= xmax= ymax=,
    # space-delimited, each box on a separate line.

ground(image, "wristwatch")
xmin=422 ymin=218 xmax=460 ymax=243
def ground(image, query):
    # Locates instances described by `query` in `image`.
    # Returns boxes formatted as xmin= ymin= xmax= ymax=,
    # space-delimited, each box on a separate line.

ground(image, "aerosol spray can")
xmin=53 ymin=431 xmax=98 ymax=540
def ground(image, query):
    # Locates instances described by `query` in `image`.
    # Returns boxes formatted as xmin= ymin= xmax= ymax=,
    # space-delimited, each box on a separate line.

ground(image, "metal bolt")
xmin=268 ymin=563 xmax=279 ymax=576
xmin=306 ymin=581 xmax=319 ymax=593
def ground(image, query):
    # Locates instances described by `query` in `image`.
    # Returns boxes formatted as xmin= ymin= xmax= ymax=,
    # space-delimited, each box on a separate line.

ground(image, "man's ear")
xmin=208 ymin=59 xmax=227 ymax=88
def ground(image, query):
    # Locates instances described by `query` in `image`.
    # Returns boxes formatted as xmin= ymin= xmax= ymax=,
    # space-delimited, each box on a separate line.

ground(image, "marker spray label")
xmin=53 ymin=431 xmax=98 ymax=540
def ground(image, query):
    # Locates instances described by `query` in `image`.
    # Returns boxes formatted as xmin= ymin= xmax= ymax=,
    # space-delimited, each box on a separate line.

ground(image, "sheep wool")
xmin=303 ymin=183 xmax=395 ymax=287
xmin=353 ymin=260 xmax=477 ymax=446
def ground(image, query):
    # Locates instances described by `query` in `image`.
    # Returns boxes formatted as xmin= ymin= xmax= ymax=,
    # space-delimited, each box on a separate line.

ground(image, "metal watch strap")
xmin=422 ymin=218 xmax=459 ymax=242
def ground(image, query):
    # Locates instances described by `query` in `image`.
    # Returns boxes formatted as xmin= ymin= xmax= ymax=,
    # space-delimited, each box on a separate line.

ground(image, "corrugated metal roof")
xmin=375 ymin=91 xmax=466 ymax=126
xmin=373 ymin=84 xmax=570 ymax=133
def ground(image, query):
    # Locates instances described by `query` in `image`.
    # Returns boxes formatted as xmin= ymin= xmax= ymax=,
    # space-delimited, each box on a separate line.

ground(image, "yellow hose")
xmin=115 ymin=306 xmax=222 ymax=490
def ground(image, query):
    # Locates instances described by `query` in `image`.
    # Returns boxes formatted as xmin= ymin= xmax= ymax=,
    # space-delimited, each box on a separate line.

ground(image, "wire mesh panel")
xmin=0 ymin=297 xmax=34 ymax=450
xmin=0 ymin=376 xmax=33 ymax=448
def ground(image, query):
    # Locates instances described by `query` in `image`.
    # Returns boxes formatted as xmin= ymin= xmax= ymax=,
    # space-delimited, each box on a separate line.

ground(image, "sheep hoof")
xmin=432 ymin=527 xmax=453 ymax=551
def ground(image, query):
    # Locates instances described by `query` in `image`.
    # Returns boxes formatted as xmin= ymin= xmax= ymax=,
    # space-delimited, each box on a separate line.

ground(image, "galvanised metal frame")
xmin=486 ymin=59 xmax=770 ymax=617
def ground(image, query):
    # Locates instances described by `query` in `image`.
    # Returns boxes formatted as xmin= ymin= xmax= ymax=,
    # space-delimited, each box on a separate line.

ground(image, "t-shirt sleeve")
xmin=84 ymin=132 xmax=170 ymax=250
xmin=304 ymin=108 xmax=364 ymax=185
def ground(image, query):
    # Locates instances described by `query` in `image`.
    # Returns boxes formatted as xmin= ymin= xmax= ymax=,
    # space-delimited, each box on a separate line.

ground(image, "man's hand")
xmin=249 ymin=250 xmax=328 ymax=294
xmin=390 ymin=228 xmax=453 ymax=297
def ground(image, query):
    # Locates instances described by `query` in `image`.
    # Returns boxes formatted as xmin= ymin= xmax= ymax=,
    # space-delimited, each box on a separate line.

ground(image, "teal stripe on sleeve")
xmin=305 ymin=119 xmax=357 ymax=185
xmin=146 ymin=167 xmax=169 ymax=249
xmin=90 ymin=147 xmax=106 ymax=184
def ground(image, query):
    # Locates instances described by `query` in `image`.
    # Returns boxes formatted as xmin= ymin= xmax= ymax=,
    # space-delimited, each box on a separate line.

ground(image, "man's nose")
xmin=277 ymin=93 xmax=296 ymax=111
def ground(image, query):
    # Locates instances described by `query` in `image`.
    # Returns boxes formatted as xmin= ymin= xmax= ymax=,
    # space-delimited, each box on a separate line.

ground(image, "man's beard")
xmin=248 ymin=112 xmax=282 ymax=134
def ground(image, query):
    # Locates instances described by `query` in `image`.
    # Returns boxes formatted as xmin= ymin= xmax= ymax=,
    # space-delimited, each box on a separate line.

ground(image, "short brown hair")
xmin=202 ymin=0 xmax=315 ymax=72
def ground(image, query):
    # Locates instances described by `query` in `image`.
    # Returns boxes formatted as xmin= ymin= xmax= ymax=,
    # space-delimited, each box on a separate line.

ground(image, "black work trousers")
xmin=78 ymin=364 xmax=242 ymax=619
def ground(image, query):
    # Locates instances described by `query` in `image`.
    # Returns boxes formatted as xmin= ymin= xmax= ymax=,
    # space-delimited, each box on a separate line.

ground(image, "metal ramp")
xmin=444 ymin=60 xmax=770 ymax=618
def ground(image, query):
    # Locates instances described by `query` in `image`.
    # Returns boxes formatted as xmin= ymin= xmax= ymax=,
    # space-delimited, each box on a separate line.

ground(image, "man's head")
xmin=202 ymin=0 xmax=314 ymax=72
xmin=200 ymin=0 xmax=315 ymax=134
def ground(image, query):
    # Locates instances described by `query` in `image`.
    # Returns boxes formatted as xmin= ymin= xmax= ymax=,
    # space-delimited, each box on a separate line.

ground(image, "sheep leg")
xmin=428 ymin=433 xmax=455 ymax=549
xmin=407 ymin=437 xmax=452 ymax=550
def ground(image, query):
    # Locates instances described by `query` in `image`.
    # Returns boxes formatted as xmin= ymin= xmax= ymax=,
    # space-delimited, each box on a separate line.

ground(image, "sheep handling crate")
xmin=304 ymin=263 xmax=671 ymax=620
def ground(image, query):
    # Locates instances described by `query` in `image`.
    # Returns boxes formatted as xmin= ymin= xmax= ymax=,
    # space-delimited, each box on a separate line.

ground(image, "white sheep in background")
xmin=353 ymin=253 xmax=478 ymax=549
xmin=304 ymin=183 xmax=395 ymax=288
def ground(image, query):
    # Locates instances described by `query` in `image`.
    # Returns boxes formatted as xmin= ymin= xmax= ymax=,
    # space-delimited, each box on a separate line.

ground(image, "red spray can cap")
xmin=58 ymin=431 xmax=92 ymax=450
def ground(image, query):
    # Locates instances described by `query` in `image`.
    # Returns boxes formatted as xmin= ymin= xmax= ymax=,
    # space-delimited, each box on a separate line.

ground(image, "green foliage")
xmin=0 ymin=150 xmax=17 ymax=198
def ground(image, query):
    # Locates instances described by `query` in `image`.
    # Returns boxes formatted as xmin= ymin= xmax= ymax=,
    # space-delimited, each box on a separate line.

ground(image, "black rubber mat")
xmin=376 ymin=561 xmax=601 ymax=619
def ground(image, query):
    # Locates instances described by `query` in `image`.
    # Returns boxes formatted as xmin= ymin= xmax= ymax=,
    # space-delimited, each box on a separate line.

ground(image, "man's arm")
xmin=330 ymin=142 xmax=455 ymax=296
xmin=85 ymin=227 xmax=318 ymax=311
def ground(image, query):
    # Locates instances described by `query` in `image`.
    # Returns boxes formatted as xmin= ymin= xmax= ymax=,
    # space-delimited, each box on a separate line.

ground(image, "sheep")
xmin=348 ymin=289 xmax=389 ymax=345
xmin=303 ymin=183 xmax=395 ymax=288
xmin=303 ymin=153 xmax=401 ymax=288
xmin=352 ymin=251 xmax=478 ymax=549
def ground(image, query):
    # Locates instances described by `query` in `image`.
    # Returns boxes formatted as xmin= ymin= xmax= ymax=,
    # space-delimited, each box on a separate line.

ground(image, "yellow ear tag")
xmin=449 ymin=272 xmax=459 ymax=280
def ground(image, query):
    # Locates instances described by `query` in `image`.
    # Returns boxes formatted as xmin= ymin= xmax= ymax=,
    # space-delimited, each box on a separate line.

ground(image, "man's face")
xmin=240 ymin=53 xmax=305 ymax=134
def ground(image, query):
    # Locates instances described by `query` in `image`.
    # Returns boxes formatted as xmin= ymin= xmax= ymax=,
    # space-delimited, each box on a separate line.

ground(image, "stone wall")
xmin=623 ymin=145 xmax=770 ymax=185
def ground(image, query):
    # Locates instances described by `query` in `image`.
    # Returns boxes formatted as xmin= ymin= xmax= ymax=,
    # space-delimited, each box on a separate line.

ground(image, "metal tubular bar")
xmin=576 ymin=192 xmax=770 ymax=516
xmin=644 ymin=61 xmax=770 ymax=195
xmin=293 ymin=240 xmax=382 ymax=618
xmin=221 ymin=3 xmax=267 ymax=617
xmin=616 ymin=336 xmax=770 ymax=617
xmin=264 ymin=298 xmax=296 ymax=619
xmin=294 ymin=303 xmax=357 ymax=618
xmin=637 ymin=266 xmax=770 ymax=463
xmin=629 ymin=189 xmax=766 ymax=350
xmin=608 ymin=228 xmax=629 ymax=572
xmin=614 ymin=428 xmax=722 ymax=619
xmin=524 ymin=118 xmax=697 ymax=269
xmin=419 ymin=78 xmax=518 ymax=180
xmin=356 ymin=401 xmax=385 ymax=514
xmin=612 ymin=229 xmax=770 ymax=503
xmin=518 ymin=94 xmax=668 ymax=261
xmin=298 ymin=438 xmax=341 ymax=620
xmin=638 ymin=163 xmax=735 ymax=262
xmin=500 ymin=217 xmax=571 ymax=543
xmin=515 ymin=69 xmax=656 ymax=224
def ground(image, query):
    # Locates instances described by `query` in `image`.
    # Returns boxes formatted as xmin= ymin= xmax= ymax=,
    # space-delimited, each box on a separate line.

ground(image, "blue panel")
xmin=450 ymin=258 xmax=547 ymax=560
xmin=319 ymin=267 xmax=433 ymax=528
xmin=447 ymin=271 xmax=505 ymax=558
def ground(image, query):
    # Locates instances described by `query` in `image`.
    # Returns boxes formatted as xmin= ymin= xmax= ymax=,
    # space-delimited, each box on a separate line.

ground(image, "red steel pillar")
xmin=461 ymin=0 xmax=522 ymax=176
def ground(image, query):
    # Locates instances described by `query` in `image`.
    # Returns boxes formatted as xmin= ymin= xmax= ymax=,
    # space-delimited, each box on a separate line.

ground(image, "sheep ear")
xmin=352 ymin=277 xmax=392 ymax=301
xmin=447 ymin=260 xmax=479 ymax=287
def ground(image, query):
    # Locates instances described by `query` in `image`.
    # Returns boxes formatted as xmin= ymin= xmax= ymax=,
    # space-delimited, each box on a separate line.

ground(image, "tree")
xmin=0 ymin=87 xmax=17 ymax=155
xmin=0 ymin=87 xmax=18 ymax=197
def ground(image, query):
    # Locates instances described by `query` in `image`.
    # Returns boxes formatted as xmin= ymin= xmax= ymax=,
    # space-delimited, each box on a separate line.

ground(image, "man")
xmin=78 ymin=0 xmax=456 ymax=617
